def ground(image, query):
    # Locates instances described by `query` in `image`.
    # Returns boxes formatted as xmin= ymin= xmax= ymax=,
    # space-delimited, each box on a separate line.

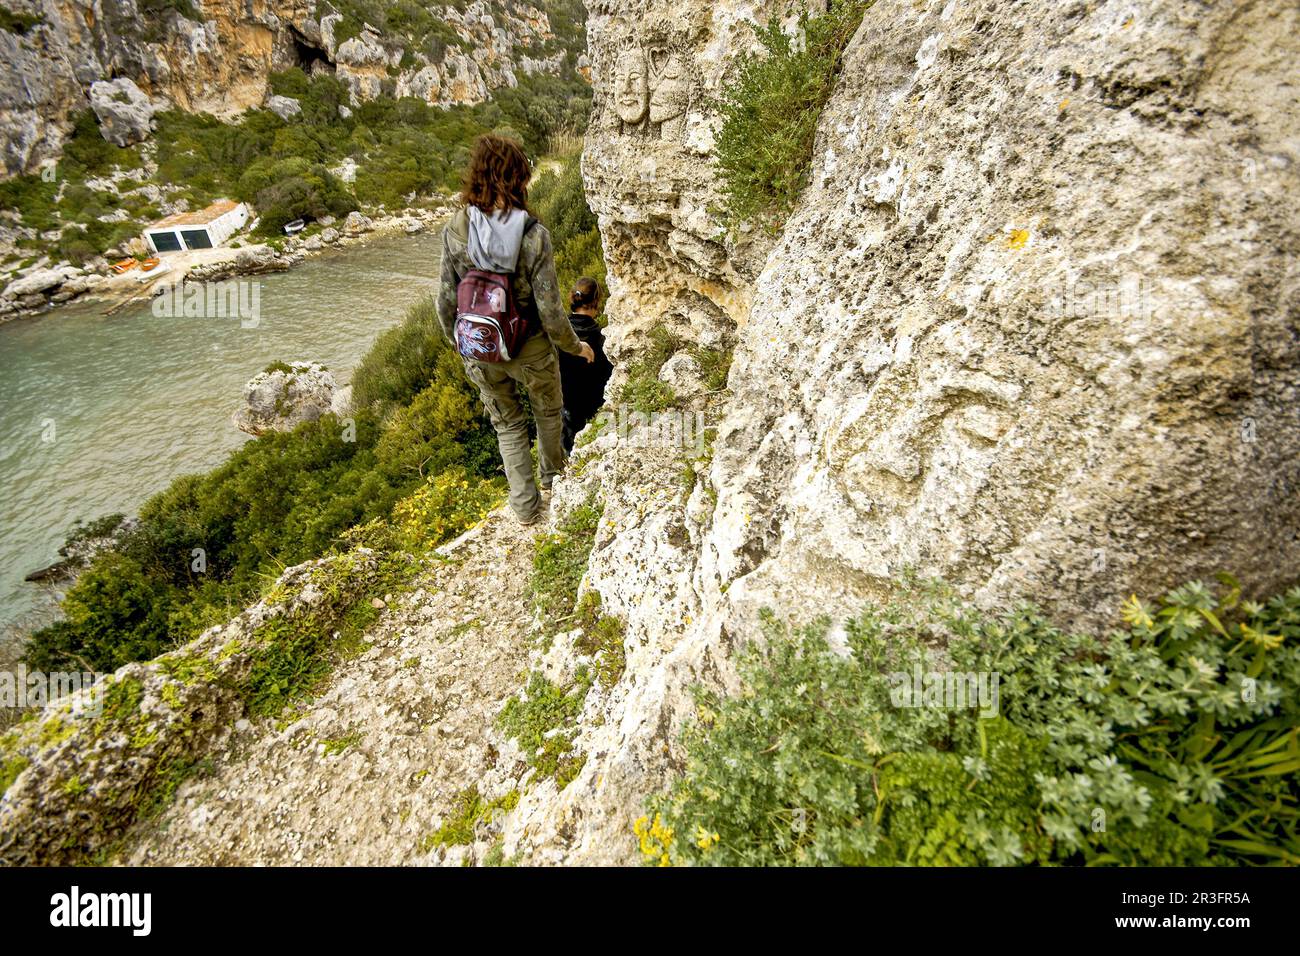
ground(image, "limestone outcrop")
xmin=88 ymin=78 xmax=157 ymax=147
xmin=500 ymin=0 xmax=1300 ymax=863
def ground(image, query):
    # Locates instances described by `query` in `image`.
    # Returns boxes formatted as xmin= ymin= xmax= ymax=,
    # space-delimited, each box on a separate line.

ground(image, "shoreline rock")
xmin=232 ymin=361 xmax=344 ymax=436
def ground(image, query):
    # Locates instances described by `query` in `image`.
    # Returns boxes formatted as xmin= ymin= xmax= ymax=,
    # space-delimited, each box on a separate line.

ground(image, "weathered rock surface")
xmin=0 ymin=550 xmax=386 ymax=865
xmin=264 ymin=94 xmax=302 ymax=121
xmin=233 ymin=361 xmax=339 ymax=435
xmin=503 ymin=0 xmax=1300 ymax=864
xmin=88 ymin=78 xmax=156 ymax=147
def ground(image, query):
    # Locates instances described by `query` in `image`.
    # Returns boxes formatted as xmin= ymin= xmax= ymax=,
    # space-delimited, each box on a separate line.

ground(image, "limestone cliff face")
xmin=501 ymin=0 xmax=1300 ymax=862
xmin=0 ymin=0 xmax=570 ymax=176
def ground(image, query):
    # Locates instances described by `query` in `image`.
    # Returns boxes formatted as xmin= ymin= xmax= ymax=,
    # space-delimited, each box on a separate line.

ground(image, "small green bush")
xmin=498 ymin=670 xmax=592 ymax=787
xmin=390 ymin=468 xmax=504 ymax=550
xmin=618 ymin=326 xmax=682 ymax=414
xmin=714 ymin=0 xmax=868 ymax=226
xmin=646 ymin=577 xmax=1300 ymax=866
xmin=529 ymin=150 xmax=606 ymax=297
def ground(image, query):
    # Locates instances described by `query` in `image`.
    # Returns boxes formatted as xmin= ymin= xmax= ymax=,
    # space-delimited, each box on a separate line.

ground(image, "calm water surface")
xmin=0 ymin=230 xmax=443 ymax=645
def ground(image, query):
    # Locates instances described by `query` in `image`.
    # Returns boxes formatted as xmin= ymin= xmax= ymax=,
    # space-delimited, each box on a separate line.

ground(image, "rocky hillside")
xmin=1 ymin=0 xmax=1296 ymax=865
xmin=0 ymin=0 xmax=587 ymax=177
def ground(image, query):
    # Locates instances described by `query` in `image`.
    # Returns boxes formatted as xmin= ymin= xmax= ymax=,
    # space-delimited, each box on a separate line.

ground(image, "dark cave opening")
xmin=288 ymin=26 xmax=334 ymax=75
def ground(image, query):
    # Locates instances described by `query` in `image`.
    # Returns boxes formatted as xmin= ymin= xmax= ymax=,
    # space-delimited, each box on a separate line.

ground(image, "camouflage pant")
xmin=461 ymin=332 xmax=566 ymax=519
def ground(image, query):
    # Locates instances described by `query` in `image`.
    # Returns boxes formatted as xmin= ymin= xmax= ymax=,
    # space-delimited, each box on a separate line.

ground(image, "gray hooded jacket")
xmin=466 ymin=206 xmax=528 ymax=272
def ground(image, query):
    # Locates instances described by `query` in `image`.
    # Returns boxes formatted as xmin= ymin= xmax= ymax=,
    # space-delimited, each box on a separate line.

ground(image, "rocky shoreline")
xmin=0 ymin=202 xmax=453 ymax=323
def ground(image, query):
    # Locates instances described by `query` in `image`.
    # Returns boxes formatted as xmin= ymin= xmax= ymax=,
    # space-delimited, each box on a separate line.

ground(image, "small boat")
xmin=138 ymin=257 xmax=161 ymax=272
xmin=283 ymin=219 xmax=306 ymax=235
xmin=135 ymin=261 xmax=169 ymax=282
xmin=111 ymin=258 xmax=139 ymax=274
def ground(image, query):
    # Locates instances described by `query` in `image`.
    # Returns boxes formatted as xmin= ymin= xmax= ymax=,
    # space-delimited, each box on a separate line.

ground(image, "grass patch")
xmin=693 ymin=345 xmax=733 ymax=392
xmin=574 ymin=591 xmax=626 ymax=689
xmin=529 ymin=500 xmax=602 ymax=645
xmin=0 ymin=754 xmax=30 ymax=798
xmin=618 ymin=326 xmax=683 ymax=414
xmin=498 ymin=670 xmax=592 ymax=789
xmin=420 ymin=786 xmax=520 ymax=850
xmin=320 ymin=730 xmax=364 ymax=756
xmin=243 ymin=552 xmax=416 ymax=718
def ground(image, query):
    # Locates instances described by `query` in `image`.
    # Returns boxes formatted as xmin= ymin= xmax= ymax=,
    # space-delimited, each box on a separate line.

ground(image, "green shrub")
xmin=498 ymin=670 xmax=592 ymax=787
xmin=0 ymin=8 xmax=44 ymax=33
xmin=714 ymin=0 xmax=868 ymax=226
xmin=390 ymin=469 xmax=504 ymax=550
xmin=36 ymin=553 xmax=177 ymax=671
xmin=529 ymin=150 xmax=605 ymax=297
xmin=60 ymin=110 xmax=141 ymax=178
xmin=646 ymin=577 xmax=1300 ymax=866
xmin=618 ymin=326 xmax=682 ymax=413
xmin=351 ymin=297 xmax=453 ymax=412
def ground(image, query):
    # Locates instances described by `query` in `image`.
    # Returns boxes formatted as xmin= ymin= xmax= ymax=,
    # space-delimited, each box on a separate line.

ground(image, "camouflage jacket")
xmin=436 ymin=207 xmax=583 ymax=356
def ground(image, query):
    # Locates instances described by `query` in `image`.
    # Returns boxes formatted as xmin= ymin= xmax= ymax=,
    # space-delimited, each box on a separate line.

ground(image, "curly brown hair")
xmin=460 ymin=134 xmax=532 ymax=213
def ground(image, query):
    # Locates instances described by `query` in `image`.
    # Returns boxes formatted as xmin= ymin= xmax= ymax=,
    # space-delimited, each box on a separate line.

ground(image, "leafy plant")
xmin=498 ymin=670 xmax=592 ymax=787
xmin=529 ymin=500 xmax=602 ymax=644
xmin=618 ymin=326 xmax=682 ymax=413
xmin=647 ymin=577 xmax=1300 ymax=866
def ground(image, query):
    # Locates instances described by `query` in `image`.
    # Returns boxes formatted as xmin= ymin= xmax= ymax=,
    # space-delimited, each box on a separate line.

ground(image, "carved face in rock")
xmin=614 ymin=47 xmax=649 ymax=124
xmin=649 ymin=51 xmax=689 ymax=124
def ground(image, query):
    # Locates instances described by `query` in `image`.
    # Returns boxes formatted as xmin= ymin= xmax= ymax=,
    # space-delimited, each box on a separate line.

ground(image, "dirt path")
xmin=122 ymin=505 xmax=540 ymax=866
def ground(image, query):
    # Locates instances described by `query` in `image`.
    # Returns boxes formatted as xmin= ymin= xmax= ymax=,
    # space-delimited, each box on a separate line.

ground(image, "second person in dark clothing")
xmin=557 ymin=277 xmax=614 ymax=452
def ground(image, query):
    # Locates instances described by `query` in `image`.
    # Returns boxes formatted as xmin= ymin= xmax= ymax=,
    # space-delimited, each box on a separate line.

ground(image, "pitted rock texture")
xmin=88 ymin=78 xmax=157 ymax=147
xmin=501 ymin=0 xmax=1300 ymax=862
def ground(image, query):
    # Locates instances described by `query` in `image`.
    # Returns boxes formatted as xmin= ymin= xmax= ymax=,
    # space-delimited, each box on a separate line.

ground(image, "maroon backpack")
xmin=453 ymin=216 xmax=538 ymax=363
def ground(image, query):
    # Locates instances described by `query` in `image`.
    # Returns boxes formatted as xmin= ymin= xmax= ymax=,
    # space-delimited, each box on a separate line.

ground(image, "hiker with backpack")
xmin=558 ymin=277 xmax=614 ymax=452
xmin=436 ymin=134 xmax=595 ymax=525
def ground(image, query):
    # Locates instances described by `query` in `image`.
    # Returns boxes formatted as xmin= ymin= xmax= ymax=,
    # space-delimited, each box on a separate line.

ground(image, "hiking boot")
xmin=517 ymin=501 xmax=546 ymax=526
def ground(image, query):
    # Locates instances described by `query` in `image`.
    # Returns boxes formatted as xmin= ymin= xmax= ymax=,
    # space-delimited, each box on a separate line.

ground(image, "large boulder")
xmin=264 ymin=95 xmax=302 ymax=121
xmin=233 ymin=361 xmax=341 ymax=436
xmin=3 ymin=268 xmax=66 ymax=298
xmin=342 ymin=211 xmax=372 ymax=235
xmin=88 ymin=78 xmax=156 ymax=147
